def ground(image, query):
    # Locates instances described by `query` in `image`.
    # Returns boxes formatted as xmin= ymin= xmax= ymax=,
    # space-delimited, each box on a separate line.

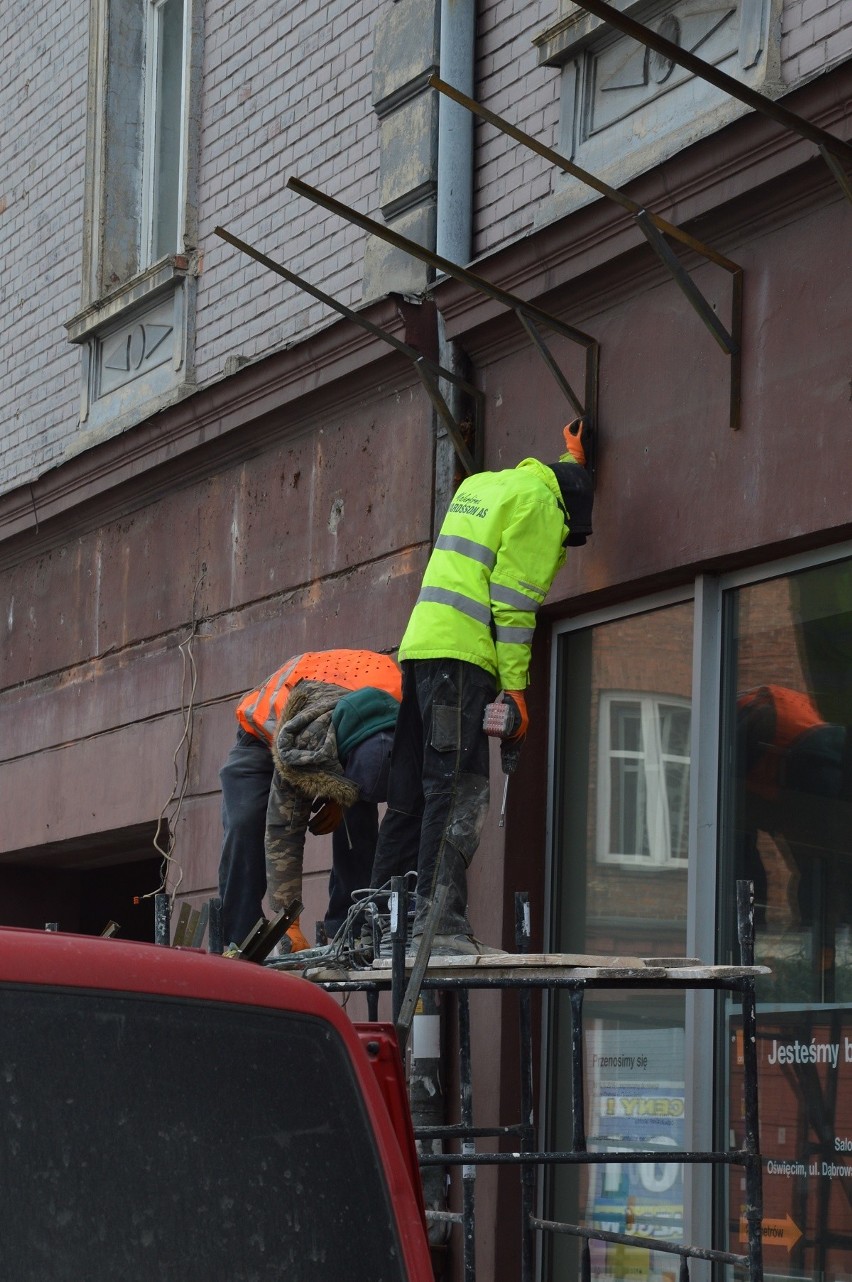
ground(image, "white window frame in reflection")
xmin=597 ymin=691 xmax=691 ymax=867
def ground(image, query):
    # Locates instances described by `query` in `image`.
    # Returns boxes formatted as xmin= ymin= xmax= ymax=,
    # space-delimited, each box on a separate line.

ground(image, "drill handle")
xmin=482 ymin=698 xmax=522 ymax=739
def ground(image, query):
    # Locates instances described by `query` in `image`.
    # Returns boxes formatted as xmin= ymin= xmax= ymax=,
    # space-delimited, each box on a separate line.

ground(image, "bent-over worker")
xmin=218 ymin=649 xmax=401 ymax=950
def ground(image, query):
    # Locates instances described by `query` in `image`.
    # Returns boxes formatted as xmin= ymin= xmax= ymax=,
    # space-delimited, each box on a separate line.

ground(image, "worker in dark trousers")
xmin=370 ymin=421 xmax=593 ymax=955
xmin=218 ymin=650 xmax=401 ymax=950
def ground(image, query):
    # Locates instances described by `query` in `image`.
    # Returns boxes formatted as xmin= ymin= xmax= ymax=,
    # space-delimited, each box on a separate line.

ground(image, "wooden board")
xmin=371 ymin=951 xmax=651 ymax=971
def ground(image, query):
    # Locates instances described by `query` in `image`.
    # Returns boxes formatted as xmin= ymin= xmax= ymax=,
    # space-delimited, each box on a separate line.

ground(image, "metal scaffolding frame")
xmin=309 ymin=881 xmax=766 ymax=1282
xmin=153 ymin=882 xmax=766 ymax=1279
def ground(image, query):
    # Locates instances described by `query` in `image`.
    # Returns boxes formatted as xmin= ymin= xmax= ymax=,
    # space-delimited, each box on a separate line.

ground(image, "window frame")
xmin=140 ymin=0 xmax=190 ymax=273
xmin=84 ymin=0 xmax=195 ymax=301
xmin=542 ymin=540 xmax=852 ymax=1281
xmin=596 ymin=689 xmax=691 ymax=868
xmin=68 ymin=0 xmax=200 ymax=433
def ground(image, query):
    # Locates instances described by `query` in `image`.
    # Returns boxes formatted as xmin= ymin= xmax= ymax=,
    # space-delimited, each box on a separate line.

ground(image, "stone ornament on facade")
xmin=534 ymin=0 xmax=782 ymax=219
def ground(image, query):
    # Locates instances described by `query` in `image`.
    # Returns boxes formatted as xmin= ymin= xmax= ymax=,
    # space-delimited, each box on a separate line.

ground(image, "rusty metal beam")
xmin=286 ymin=176 xmax=600 ymax=439
xmin=428 ymin=75 xmax=739 ymax=269
xmin=428 ymin=75 xmax=744 ymax=430
xmin=214 ymin=225 xmax=482 ymax=476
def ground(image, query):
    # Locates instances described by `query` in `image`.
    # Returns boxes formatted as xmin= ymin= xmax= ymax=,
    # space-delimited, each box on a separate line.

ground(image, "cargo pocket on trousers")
xmin=431 ymin=703 xmax=460 ymax=753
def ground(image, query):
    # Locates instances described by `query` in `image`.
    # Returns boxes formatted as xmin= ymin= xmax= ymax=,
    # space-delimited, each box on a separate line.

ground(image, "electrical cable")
xmin=146 ymin=564 xmax=207 ymax=905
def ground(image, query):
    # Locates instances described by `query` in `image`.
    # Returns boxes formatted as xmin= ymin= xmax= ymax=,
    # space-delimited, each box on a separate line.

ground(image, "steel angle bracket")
xmin=214 ymin=225 xmax=483 ymax=476
xmin=566 ymin=0 xmax=852 ymax=206
xmin=286 ymin=177 xmax=601 ymax=478
xmin=429 ymin=75 xmax=744 ymax=431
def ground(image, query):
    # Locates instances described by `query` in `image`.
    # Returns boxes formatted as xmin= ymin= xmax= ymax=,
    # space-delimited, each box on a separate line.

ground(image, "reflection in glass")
xmin=720 ymin=558 xmax=852 ymax=1281
xmin=548 ymin=601 xmax=694 ymax=1280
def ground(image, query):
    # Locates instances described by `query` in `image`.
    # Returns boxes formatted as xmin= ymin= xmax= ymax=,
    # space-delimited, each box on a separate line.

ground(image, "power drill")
xmin=482 ymin=697 xmax=522 ymax=827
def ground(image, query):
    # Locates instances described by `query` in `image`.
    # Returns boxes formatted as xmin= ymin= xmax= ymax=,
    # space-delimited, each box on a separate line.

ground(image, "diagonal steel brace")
xmin=428 ymin=75 xmax=744 ymax=430
xmin=214 ymin=225 xmax=482 ymax=476
xmin=286 ymin=177 xmax=601 ymax=468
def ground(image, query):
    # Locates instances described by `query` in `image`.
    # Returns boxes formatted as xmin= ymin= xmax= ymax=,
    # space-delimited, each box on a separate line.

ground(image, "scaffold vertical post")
xmin=738 ymin=880 xmax=764 ymax=1282
xmin=458 ymin=988 xmax=477 ymax=1282
xmin=391 ymin=877 xmax=408 ymax=1029
xmin=515 ymin=892 xmax=535 ymax=1282
xmin=207 ymin=896 xmax=223 ymax=955
xmin=570 ymin=986 xmax=592 ymax=1282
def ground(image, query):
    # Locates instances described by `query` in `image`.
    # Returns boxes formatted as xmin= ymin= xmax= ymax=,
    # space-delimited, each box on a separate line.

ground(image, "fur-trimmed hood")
xmin=271 ymin=680 xmax=359 ymax=808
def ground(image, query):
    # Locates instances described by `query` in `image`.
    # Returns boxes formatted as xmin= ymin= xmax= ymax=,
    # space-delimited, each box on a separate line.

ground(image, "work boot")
xmin=416 ymin=933 xmax=509 ymax=957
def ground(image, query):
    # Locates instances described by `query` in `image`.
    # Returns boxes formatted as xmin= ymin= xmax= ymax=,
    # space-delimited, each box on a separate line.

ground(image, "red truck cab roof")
xmin=0 ymin=927 xmax=432 ymax=1282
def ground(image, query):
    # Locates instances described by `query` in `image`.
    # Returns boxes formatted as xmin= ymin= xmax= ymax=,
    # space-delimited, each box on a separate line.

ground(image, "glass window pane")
xmin=718 ymin=557 xmax=852 ymax=1281
xmin=664 ymin=761 xmax=690 ymax=862
xmin=659 ymin=704 xmax=690 ymax=757
xmin=150 ymin=0 xmax=184 ymax=261
xmin=610 ymin=754 xmax=648 ymax=857
xmin=612 ymin=700 xmax=643 ymax=753
xmin=0 ymin=988 xmax=409 ymax=1279
xmin=548 ymin=601 xmax=693 ymax=1280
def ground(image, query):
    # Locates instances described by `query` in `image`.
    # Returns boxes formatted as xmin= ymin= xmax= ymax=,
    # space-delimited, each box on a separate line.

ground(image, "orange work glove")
xmin=502 ymin=691 xmax=529 ymax=741
xmin=308 ymin=798 xmax=344 ymax=836
xmin=285 ymin=918 xmax=311 ymax=952
xmin=562 ymin=418 xmax=587 ymax=467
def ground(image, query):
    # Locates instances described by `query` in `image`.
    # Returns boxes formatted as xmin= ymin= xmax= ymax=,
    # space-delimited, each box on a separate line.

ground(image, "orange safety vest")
xmin=236 ymin=650 xmax=402 ymax=745
xmin=738 ymin=684 xmax=825 ymax=800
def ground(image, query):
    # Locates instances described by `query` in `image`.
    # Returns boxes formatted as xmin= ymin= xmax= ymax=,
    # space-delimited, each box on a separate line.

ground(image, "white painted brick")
xmin=797 ymin=39 xmax=830 ymax=72
xmin=4 ymin=0 xmax=852 ymax=498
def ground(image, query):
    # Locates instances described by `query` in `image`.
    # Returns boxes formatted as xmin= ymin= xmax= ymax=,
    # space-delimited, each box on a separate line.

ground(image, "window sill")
xmin=65 ymin=256 xmax=191 ymax=345
xmin=64 ymin=259 xmax=195 ymax=431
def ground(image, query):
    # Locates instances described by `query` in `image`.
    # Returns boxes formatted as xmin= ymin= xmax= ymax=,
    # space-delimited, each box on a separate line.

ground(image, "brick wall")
xmin=473 ymin=0 xmax=559 ymax=258
xmin=0 ymin=0 xmax=385 ymax=498
xmin=781 ymin=0 xmax=852 ymax=80
xmin=0 ymin=2 xmax=88 ymax=489
xmin=194 ymin=0 xmax=381 ymax=384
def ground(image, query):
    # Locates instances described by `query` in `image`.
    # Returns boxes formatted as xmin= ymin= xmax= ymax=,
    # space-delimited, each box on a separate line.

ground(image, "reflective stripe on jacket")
xmin=236 ymin=650 xmax=402 ymax=744
xmin=399 ymin=458 xmax=570 ymax=690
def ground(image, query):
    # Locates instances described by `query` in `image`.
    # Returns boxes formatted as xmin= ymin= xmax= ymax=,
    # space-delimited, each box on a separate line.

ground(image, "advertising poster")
xmin=585 ymin=1026 xmax=685 ymax=1282
xmin=728 ymin=1005 xmax=852 ymax=1280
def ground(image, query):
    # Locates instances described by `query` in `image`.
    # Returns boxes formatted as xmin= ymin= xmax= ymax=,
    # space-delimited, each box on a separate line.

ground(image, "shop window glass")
xmin=548 ymin=600 xmax=693 ymax=1281
xmin=719 ymin=557 xmax=852 ymax=1281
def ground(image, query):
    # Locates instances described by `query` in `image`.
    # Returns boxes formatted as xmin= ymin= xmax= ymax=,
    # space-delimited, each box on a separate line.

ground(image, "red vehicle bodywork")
xmin=0 ymin=927 xmax=432 ymax=1282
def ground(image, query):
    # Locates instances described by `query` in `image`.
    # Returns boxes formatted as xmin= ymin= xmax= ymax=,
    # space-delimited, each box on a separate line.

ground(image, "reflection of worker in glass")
xmin=736 ymin=684 xmax=852 ymax=926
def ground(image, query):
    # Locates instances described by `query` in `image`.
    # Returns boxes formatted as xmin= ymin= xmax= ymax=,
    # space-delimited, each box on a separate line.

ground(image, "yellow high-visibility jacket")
xmin=399 ymin=457 xmax=572 ymax=690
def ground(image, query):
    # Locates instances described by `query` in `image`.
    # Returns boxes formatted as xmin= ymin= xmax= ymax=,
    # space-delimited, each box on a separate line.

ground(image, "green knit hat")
xmin=332 ymin=687 xmax=400 ymax=761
